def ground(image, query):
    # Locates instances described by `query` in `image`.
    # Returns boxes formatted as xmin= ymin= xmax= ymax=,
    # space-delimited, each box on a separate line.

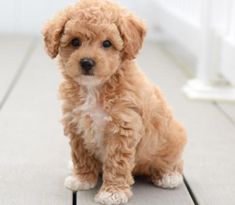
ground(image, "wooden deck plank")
xmin=0 ymin=35 xmax=34 ymax=107
xmin=138 ymin=42 xmax=235 ymax=205
xmin=0 ymin=42 xmax=71 ymax=205
xmin=1 ymin=37 xmax=231 ymax=205
xmin=217 ymin=103 xmax=235 ymax=124
xmin=75 ymin=177 xmax=194 ymax=205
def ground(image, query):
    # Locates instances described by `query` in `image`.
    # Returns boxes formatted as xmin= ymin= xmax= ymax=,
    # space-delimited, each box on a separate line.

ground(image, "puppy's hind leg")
xmin=151 ymin=161 xmax=184 ymax=189
xmin=151 ymin=121 xmax=186 ymax=189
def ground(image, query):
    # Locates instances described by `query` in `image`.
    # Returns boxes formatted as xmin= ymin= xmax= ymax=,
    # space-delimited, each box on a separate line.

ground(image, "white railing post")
xmin=227 ymin=0 xmax=235 ymax=40
xmin=182 ymin=0 xmax=235 ymax=101
xmin=197 ymin=0 xmax=214 ymax=82
xmin=220 ymin=0 xmax=235 ymax=86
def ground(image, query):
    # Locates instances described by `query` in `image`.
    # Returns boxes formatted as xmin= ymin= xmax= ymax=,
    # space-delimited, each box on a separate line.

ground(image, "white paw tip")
xmin=154 ymin=172 xmax=183 ymax=189
xmin=95 ymin=191 xmax=128 ymax=205
xmin=64 ymin=176 xmax=96 ymax=191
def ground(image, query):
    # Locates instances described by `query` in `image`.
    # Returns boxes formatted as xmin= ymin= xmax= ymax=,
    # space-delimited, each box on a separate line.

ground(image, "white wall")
xmin=0 ymin=0 xmax=156 ymax=36
xmin=0 ymin=0 xmax=77 ymax=34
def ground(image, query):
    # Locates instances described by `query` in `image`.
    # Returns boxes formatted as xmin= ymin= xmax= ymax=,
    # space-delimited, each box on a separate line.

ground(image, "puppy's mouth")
xmin=82 ymin=71 xmax=94 ymax=76
xmin=75 ymin=75 xmax=101 ymax=87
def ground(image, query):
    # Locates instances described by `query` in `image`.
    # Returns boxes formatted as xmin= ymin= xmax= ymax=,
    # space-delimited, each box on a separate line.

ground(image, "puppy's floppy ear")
xmin=42 ymin=6 xmax=73 ymax=58
xmin=117 ymin=13 xmax=146 ymax=60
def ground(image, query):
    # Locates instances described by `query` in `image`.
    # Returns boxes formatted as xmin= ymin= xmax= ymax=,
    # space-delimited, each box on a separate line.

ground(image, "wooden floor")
xmin=0 ymin=36 xmax=234 ymax=205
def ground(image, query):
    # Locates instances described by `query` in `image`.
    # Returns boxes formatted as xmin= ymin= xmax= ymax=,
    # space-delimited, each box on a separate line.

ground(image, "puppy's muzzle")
xmin=80 ymin=58 xmax=96 ymax=75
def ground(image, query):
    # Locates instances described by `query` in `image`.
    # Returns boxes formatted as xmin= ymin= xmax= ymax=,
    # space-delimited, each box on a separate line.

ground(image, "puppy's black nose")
xmin=80 ymin=58 xmax=95 ymax=72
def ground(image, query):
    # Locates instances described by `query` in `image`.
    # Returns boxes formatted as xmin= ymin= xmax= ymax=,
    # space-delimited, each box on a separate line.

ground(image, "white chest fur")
xmin=74 ymin=88 xmax=109 ymax=162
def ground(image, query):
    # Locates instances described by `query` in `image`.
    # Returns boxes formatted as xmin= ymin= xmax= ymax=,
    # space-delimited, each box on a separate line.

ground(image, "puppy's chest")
xmin=73 ymin=90 xmax=109 ymax=161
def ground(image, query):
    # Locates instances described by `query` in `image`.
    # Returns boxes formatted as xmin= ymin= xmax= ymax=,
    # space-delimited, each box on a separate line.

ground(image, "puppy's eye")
xmin=102 ymin=40 xmax=112 ymax=48
xmin=71 ymin=38 xmax=81 ymax=47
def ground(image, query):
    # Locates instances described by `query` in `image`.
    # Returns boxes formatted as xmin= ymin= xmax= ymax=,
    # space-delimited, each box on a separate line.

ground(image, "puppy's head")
xmin=43 ymin=0 xmax=146 ymax=86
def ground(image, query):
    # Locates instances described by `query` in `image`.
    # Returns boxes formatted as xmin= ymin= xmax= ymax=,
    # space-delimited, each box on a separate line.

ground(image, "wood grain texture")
xmin=0 ymin=42 xmax=71 ymax=205
xmin=138 ymin=42 xmax=235 ymax=205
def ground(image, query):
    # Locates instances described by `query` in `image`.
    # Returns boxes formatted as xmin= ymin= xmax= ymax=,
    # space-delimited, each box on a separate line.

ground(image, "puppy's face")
xmin=43 ymin=0 xmax=146 ymax=87
xmin=59 ymin=21 xmax=123 ymax=86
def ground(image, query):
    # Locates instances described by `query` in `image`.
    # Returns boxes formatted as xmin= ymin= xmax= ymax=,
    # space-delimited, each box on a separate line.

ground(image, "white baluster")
xmin=197 ymin=0 xmax=214 ymax=82
xmin=219 ymin=0 xmax=235 ymax=86
xmin=183 ymin=0 xmax=235 ymax=101
xmin=228 ymin=0 xmax=235 ymax=39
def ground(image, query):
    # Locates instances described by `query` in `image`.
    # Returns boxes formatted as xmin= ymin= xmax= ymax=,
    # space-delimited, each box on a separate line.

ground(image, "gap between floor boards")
xmin=72 ymin=192 xmax=77 ymax=205
xmin=184 ymin=176 xmax=199 ymax=205
xmin=70 ymin=179 xmax=198 ymax=205
xmin=0 ymin=38 xmax=37 ymax=111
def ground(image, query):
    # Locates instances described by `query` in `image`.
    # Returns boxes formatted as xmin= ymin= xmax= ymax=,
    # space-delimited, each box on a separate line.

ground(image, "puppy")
xmin=43 ymin=0 xmax=187 ymax=204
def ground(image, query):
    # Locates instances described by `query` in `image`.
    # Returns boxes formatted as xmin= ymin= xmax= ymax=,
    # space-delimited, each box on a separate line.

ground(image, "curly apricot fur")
xmin=43 ymin=0 xmax=186 ymax=204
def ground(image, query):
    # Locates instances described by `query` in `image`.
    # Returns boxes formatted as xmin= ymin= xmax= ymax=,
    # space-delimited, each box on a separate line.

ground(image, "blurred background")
xmin=0 ymin=0 xmax=235 ymax=205
xmin=1 ymin=0 xmax=235 ymax=99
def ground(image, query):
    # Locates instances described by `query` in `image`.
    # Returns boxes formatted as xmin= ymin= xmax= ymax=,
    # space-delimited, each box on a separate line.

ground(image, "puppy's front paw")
xmin=95 ymin=191 xmax=129 ymax=205
xmin=64 ymin=176 xmax=96 ymax=191
xmin=153 ymin=172 xmax=183 ymax=189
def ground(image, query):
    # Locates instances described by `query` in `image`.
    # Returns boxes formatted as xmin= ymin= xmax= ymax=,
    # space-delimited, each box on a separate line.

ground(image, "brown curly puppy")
xmin=43 ymin=0 xmax=187 ymax=204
